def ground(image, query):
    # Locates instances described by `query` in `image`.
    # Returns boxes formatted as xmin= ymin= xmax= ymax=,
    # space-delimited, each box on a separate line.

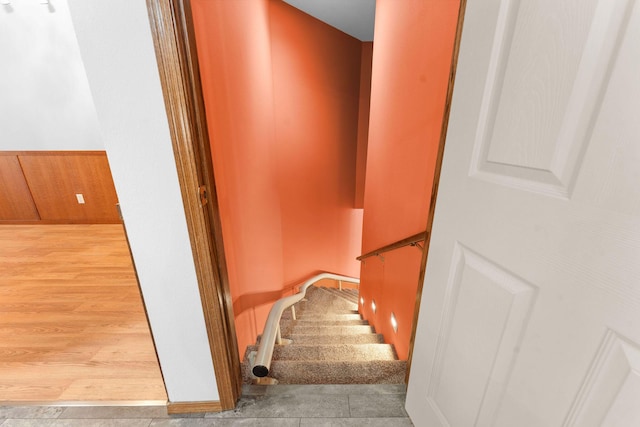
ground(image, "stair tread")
xmin=291 ymin=312 xmax=362 ymax=318
xmin=288 ymin=325 xmax=375 ymax=335
xmin=299 ymin=287 xmax=358 ymax=311
xmin=288 ymin=319 xmax=368 ymax=325
xmin=246 ymin=343 xmax=397 ymax=362
xmin=318 ymin=287 xmax=360 ymax=304
xmin=287 ymin=333 xmax=385 ymax=344
xmin=291 ymin=313 xmax=360 ymax=320
xmin=295 ymin=310 xmax=361 ymax=315
xmin=267 ymin=360 xmax=407 ymax=384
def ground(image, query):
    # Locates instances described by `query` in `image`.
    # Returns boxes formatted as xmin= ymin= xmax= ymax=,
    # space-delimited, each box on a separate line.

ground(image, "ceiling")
xmin=282 ymin=0 xmax=376 ymax=41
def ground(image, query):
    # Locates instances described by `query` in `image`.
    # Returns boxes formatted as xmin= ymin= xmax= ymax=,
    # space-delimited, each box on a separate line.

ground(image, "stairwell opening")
xmin=151 ymin=0 xmax=464 ymax=399
xmin=243 ymin=284 xmax=406 ymax=385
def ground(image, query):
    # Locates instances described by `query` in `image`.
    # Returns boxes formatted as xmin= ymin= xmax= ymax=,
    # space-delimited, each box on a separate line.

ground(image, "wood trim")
xmin=167 ymin=400 xmax=222 ymax=414
xmin=0 ymin=151 xmax=120 ymax=224
xmin=0 ymin=155 xmax=40 ymax=221
xmin=0 ymin=151 xmax=106 ymax=156
xmin=356 ymin=232 xmax=427 ymax=261
xmin=146 ymin=0 xmax=241 ymax=410
xmin=406 ymin=0 xmax=468 ymax=383
xmin=0 ymin=219 xmax=121 ymax=225
xmin=177 ymin=3 xmax=242 ymax=400
xmin=17 ymin=153 xmax=121 ymax=223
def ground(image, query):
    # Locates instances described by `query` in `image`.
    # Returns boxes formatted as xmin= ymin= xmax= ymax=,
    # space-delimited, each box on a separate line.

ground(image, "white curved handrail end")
xmin=251 ymin=272 xmax=360 ymax=378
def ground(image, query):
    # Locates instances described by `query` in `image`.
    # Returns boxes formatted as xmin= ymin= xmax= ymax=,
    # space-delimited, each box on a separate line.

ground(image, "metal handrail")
xmin=251 ymin=272 xmax=360 ymax=378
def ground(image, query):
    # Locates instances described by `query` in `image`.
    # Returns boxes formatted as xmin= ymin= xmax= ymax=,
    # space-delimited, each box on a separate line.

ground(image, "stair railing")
xmin=251 ymin=272 xmax=360 ymax=378
xmin=356 ymin=231 xmax=427 ymax=261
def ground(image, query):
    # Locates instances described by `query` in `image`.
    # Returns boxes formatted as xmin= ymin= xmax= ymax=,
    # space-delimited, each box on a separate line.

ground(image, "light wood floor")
xmin=0 ymin=224 xmax=167 ymax=402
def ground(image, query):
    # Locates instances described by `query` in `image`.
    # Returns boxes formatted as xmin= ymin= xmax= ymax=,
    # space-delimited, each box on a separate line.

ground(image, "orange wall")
xmin=269 ymin=0 xmax=364 ymax=284
xmin=359 ymin=246 xmax=423 ymax=360
xmin=355 ymin=43 xmax=373 ymax=209
xmin=191 ymin=0 xmax=364 ymax=356
xmin=358 ymin=0 xmax=461 ymax=360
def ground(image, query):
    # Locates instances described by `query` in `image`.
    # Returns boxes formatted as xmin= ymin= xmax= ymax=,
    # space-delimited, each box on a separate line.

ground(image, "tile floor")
xmin=0 ymin=385 xmax=413 ymax=426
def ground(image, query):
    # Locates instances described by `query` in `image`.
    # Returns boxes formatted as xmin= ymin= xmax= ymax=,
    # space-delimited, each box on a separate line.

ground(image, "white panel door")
xmin=406 ymin=0 xmax=640 ymax=426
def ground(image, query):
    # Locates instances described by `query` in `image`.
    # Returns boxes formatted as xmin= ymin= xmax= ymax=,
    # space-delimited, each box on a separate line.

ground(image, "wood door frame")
xmin=146 ymin=0 xmax=241 ymax=410
xmin=146 ymin=0 xmax=468 ymax=402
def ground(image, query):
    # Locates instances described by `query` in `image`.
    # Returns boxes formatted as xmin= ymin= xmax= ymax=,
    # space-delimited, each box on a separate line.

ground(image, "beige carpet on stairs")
xmin=243 ymin=286 xmax=407 ymax=384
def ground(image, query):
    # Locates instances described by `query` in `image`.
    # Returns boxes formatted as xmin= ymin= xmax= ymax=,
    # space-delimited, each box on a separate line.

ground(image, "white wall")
xmin=66 ymin=0 xmax=219 ymax=402
xmin=0 ymin=1 xmax=102 ymax=150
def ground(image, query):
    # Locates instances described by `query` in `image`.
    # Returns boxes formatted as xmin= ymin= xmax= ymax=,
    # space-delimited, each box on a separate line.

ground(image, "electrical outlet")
xmin=76 ymin=193 xmax=85 ymax=204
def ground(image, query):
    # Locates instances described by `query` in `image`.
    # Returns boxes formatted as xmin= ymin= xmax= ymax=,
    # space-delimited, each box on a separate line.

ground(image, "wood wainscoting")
xmin=0 ymin=224 xmax=166 ymax=402
xmin=0 ymin=151 xmax=120 ymax=224
xmin=0 ymin=156 xmax=40 ymax=221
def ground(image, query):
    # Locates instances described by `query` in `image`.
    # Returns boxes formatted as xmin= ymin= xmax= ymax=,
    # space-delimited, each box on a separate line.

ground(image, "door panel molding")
xmin=469 ymin=0 xmax=635 ymax=199
xmin=564 ymin=330 xmax=640 ymax=427
xmin=426 ymin=243 xmax=538 ymax=427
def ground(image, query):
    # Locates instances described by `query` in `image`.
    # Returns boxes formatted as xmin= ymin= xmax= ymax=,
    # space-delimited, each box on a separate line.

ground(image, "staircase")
xmin=244 ymin=286 xmax=406 ymax=384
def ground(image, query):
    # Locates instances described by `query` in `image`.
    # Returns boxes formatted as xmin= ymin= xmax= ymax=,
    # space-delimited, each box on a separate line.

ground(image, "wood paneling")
xmin=0 ymin=155 xmax=40 ymax=220
xmin=18 ymin=152 xmax=120 ymax=223
xmin=0 ymin=224 xmax=166 ymax=402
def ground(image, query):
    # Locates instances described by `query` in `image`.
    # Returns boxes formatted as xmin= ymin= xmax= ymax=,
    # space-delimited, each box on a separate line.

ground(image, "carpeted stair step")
xmin=342 ymin=289 xmax=359 ymax=298
xmin=288 ymin=297 xmax=358 ymax=311
xmin=292 ymin=316 xmax=369 ymax=326
xmin=300 ymin=287 xmax=357 ymax=312
xmin=279 ymin=319 xmax=369 ymax=336
xmin=244 ymin=283 xmax=406 ymax=385
xmin=288 ymin=309 xmax=359 ymax=318
xmin=267 ymin=360 xmax=407 ymax=384
xmin=291 ymin=312 xmax=362 ymax=321
xmin=246 ymin=343 xmax=397 ymax=362
xmin=287 ymin=333 xmax=385 ymax=344
xmin=280 ymin=319 xmax=369 ymax=336
xmin=285 ymin=319 xmax=368 ymax=326
xmin=342 ymin=289 xmax=360 ymax=305
xmin=287 ymin=324 xmax=375 ymax=335
xmin=319 ymin=287 xmax=360 ymax=305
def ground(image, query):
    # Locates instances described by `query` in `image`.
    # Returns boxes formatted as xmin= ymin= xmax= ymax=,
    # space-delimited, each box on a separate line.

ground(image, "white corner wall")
xmin=0 ymin=1 xmax=103 ymax=150
xmin=66 ymin=0 xmax=219 ymax=402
